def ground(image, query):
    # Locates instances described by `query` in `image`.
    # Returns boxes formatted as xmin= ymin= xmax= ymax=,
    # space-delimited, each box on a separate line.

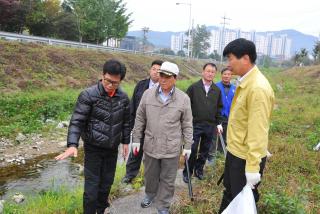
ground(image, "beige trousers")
xmin=143 ymin=153 xmax=179 ymax=211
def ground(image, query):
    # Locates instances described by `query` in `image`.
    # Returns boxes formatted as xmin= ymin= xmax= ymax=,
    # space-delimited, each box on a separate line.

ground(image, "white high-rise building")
xmin=268 ymin=34 xmax=292 ymax=60
xmin=240 ymin=31 xmax=255 ymax=41
xmin=208 ymin=28 xmax=292 ymax=59
xmin=223 ymin=29 xmax=238 ymax=48
xmin=170 ymin=33 xmax=187 ymax=54
xmin=173 ymin=27 xmax=292 ymax=60
xmin=270 ymin=36 xmax=283 ymax=57
xmin=208 ymin=28 xmax=256 ymax=56
xmin=208 ymin=28 xmax=238 ymax=55
xmin=208 ymin=29 xmax=220 ymax=54
xmin=279 ymin=35 xmax=292 ymax=60
xmin=255 ymin=34 xmax=269 ymax=56
xmin=284 ymin=37 xmax=292 ymax=60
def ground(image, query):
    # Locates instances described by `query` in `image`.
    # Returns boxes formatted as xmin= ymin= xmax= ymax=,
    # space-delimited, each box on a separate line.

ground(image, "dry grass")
xmin=172 ymin=66 xmax=320 ymax=214
xmin=0 ymin=40 xmax=204 ymax=93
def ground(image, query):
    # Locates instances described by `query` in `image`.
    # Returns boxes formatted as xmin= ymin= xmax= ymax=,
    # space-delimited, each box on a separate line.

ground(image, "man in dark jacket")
xmin=182 ymin=63 xmax=223 ymax=182
xmin=55 ymin=59 xmax=130 ymax=214
xmin=122 ymin=60 xmax=163 ymax=184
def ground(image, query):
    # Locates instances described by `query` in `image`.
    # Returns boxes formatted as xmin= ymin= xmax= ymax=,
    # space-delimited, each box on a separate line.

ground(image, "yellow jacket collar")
xmin=239 ymin=66 xmax=259 ymax=89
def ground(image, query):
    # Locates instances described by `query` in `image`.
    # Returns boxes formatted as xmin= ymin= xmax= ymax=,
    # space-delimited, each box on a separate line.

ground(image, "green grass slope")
xmin=0 ymin=40 xmax=204 ymax=138
xmin=0 ymin=40 xmax=203 ymax=93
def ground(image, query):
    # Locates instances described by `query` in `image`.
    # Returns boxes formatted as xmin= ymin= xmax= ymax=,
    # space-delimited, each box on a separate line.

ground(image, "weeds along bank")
xmin=173 ymin=66 xmax=320 ymax=214
xmin=0 ymin=40 xmax=203 ymax=139
xmin=0 ymin=79 xmax=198 ymax=140
xmin=3 ymin=66 xmax=319 ymax=213
xmin=0 ymin=89 xmax=79 ymax=138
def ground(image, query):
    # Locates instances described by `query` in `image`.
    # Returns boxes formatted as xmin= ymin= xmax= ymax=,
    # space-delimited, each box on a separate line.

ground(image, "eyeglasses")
xmin=103 ymin=77 xmax=120 ymax=87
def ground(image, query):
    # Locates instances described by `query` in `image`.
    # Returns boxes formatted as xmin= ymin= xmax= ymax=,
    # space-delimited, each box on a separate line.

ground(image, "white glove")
xmin=131 ymin=143 xmax=140 ymax=156
xmin=182 ymin=149 xmax=191 ymax=159
xmin=217 ymin=124 xmax=223 ymax=134
xmin=245 ymin=172 xmax=261 ymax=189
xmin=266 ymin=150 xmax=272 ymax=158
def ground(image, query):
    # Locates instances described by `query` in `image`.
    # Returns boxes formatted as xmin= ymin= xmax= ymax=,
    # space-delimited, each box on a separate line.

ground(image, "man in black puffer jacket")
xmin=55 ymin=59 xmax=130 ymax=214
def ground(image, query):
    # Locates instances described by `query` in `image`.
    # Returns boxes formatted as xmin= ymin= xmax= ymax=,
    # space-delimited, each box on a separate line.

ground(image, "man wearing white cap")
xmin=132 ymin=61 xmax=193 ymax=214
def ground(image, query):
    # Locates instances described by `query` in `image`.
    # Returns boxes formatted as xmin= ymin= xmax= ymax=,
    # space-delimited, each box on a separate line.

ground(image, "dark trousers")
xmin=218 ymin=152 xmax=267 ymax=213
xmin=221 ymin=120 xmax=228 ymax=145
xmin=125 ymin=140 xmax=144 ymax=179
xmin=83 ymin=145 xmax=118 ymax=214
xmin=183 ymin=123 xmax=214 ymax=176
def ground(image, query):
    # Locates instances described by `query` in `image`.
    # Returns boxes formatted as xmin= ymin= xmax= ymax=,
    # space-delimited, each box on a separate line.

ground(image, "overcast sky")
xmin=123 ymin=0 xmax=320 ymax=37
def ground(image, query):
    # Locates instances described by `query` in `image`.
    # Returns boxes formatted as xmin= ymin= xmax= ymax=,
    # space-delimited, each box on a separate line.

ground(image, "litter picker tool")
xmin=184 ymin=153 xmax=194 ymax=201
xmin=218 ymin=132 xmax=227 ymax=157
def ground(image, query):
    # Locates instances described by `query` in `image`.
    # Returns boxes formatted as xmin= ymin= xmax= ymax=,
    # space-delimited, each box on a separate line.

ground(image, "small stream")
xmin=0 ymin=148 xmax=126 ymax=201
xmin=0 ymin=151 xmax=85 ymax=200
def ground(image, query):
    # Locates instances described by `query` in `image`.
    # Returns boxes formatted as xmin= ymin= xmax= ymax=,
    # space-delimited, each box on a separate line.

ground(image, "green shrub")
xmin=0 ymin=89 xmax=80 ymax=138
xmin=261 ymin=191 xmax=305 ymax=214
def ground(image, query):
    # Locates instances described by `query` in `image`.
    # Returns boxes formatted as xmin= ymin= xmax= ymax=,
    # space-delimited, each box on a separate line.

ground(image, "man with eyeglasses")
xmin=132 ymin=61 xmax=193 ymax=214
xmin=55 ymin=59 xmax=130 ymax=214
xmin=122 ymin=60 xmax=163 ymax=184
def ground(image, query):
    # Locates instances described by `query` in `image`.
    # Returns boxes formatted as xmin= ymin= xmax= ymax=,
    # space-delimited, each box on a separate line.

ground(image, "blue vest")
xmin=216 ymin=81 xmax=236 ymax=118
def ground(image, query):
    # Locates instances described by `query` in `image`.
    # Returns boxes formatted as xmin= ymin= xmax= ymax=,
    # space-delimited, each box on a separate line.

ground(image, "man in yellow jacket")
xmin=218 ymin=38 xmax=275 ymax=213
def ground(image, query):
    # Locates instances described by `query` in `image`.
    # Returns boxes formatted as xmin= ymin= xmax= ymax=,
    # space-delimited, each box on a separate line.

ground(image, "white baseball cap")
xmin=158 ymin=61 xmax=179 ymax=76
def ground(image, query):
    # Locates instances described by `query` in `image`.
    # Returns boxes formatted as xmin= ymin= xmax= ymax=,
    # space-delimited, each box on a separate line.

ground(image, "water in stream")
xmin=0 ymin=151 xmax=84 ymax=200
xmin=0 ymin=148 xmax=125 ymax=201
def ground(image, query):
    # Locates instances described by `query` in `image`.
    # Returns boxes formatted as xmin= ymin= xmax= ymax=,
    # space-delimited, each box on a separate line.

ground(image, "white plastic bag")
xmin=222 ymin=185 xmax=257 ymax=214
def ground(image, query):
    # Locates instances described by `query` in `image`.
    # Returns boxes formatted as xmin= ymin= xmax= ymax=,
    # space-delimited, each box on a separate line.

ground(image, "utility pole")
xmin=187 ymin=2 xmax=192 ymax=58
xmin=220 ymin=14 xmax=231 ymax=65
xmin=142 ymin=27 xmax=149 ymax=52
xmin=176 ymin=2 xmax=192 ymax=58
xmin=74 ymin=11 xmax=82 ymax=43
xmin=190 ymin=18 xmax=194 ymax=58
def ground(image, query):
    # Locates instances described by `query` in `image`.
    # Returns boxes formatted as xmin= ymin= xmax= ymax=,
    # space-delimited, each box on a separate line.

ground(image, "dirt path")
xmin=109 ymin=169 xmax=189 ymax=214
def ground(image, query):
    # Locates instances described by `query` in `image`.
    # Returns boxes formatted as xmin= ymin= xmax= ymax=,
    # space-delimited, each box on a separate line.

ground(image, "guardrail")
xmin=0 ymin=31 xmax=189 ymax=60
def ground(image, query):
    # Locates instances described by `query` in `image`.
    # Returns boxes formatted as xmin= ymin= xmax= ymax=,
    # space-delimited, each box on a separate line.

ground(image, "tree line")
xmin=0 ymin=0 xmax=132 ymax=44
xmin=293 ymin=41 xmax=320 ymax=66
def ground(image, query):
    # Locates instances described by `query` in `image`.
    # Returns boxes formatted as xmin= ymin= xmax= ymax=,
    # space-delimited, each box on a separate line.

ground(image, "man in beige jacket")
xmin=132 ymin=61 xmax=193 ymax=214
